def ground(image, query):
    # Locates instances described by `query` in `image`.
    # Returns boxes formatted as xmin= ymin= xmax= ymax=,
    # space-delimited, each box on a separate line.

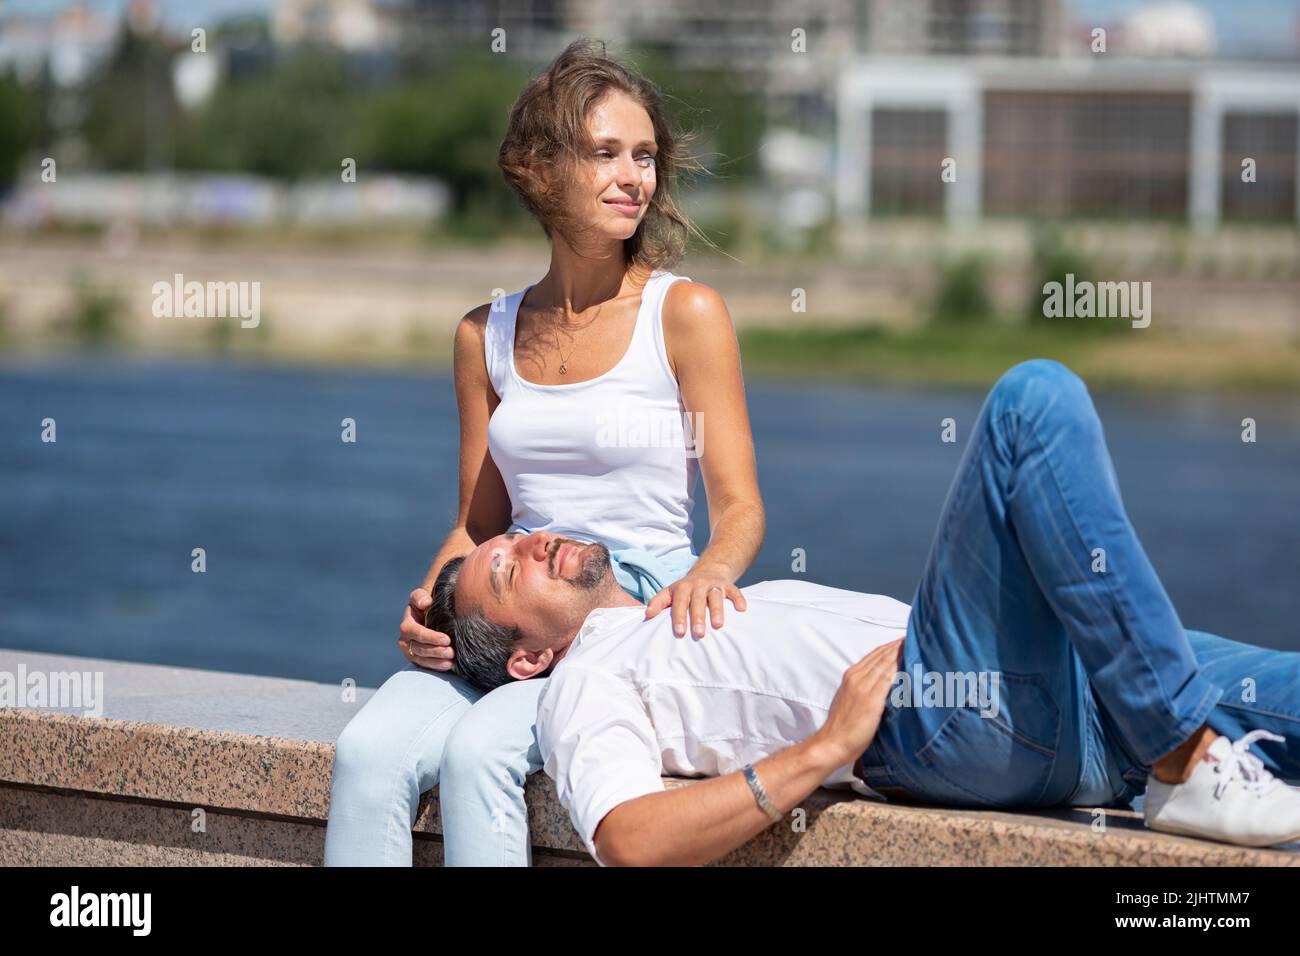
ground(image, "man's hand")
xmin=810 ymin=637 xmax=905 ymax=766
xmin=397 ymin=588 xmax=454 ymax=672
xmin=644 ymin=564 xmax=747 ymax=638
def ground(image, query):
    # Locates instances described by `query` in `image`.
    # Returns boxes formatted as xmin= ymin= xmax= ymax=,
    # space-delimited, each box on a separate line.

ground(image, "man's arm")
xmin=593 ymin=636 xmax=905 ymax=867
xmin=594 ymin=735 xmax=844 ymax=867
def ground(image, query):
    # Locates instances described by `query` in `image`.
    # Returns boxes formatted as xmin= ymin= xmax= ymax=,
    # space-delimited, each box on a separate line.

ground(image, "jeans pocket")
xmin=910 ymin=671 xmax=1061 ymax=808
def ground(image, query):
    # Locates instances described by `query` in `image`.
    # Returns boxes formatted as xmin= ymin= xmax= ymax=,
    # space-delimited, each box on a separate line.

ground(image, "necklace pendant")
xmin=559 ymin=362 xmax=567 ymax=375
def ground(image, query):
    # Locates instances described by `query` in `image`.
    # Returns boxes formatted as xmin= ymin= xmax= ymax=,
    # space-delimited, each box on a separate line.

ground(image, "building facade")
xmin=835 ymin=57 xmax=1300 ymax=227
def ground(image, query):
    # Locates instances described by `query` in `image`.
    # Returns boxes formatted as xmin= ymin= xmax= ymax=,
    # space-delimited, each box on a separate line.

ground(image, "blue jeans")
xmin=324 ymin=535 xmax=697 ymax=866
xmin=860 ymin=359 xmax=1300 ymax=808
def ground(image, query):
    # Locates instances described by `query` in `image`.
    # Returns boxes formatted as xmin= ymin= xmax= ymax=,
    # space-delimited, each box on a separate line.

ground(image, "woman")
xmin=324 ymin=38 xmax=766 ymax=866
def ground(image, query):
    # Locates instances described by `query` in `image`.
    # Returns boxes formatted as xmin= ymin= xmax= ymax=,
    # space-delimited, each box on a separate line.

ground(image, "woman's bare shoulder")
xmin=662 ymin=279 xmax=736 ymax=347
xmin=458 ymin=301 xmax=493 ymax=335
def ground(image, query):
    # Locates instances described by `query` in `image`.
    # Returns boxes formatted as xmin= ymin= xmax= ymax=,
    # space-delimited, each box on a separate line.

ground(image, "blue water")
xmin=2 ymin=357 xmax=1297 ymax=689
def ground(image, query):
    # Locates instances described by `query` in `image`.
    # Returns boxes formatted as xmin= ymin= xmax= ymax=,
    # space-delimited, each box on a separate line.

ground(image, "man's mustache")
xmin=547 ymin=537 xmax=600 ymax=576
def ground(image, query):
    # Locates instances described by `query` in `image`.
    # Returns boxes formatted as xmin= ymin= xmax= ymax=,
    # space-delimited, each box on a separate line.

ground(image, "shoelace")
xmin=1212 ymin=729 xmax=1285 ymax=800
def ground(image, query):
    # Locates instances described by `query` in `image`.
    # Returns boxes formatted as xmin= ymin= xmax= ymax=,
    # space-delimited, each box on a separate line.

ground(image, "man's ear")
xmin=506 ymin=645 xmax=555 ymax=682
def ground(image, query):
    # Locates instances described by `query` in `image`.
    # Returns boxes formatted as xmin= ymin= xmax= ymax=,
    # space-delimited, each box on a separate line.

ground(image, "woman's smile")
xmin=603 ymin=197 xmax=642 ymax=216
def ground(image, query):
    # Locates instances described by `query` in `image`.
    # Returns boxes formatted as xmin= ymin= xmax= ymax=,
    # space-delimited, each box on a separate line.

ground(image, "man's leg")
xmin=862 ymin=359 xmax=1226 ymax=809
xmin=1186 ymin=630 xmax=1300 ymax=782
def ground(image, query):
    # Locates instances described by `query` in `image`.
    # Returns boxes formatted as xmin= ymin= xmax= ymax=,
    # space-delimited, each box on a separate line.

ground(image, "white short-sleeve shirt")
xmin=536 ymin=579 xmax=912 ymax=863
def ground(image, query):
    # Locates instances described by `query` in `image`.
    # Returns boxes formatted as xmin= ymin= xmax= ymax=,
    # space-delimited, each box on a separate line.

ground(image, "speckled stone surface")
xmin=0 ymin=786 xmax=593 ymax=867
xmin=2 ymin=648 xmax=1297 ymax=866
xmin=0 ymin=785 xmax=323 ymax=866
xmin=709 ymin=790 xmax=1300 ymax=866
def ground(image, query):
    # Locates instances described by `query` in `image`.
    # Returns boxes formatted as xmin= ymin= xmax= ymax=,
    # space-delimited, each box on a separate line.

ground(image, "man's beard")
xmin=553 ymin=539 xmax=611 ymax=591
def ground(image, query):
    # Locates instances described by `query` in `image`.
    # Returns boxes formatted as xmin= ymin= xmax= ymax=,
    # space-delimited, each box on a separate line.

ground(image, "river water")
xmin=2 ymin=357 xmax=1296 ymax=688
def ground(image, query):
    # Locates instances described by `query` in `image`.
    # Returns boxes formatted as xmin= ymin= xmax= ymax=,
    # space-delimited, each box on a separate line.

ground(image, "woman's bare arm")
xmin=644 ymin=281 xmax=766 ymax=637
xmin=398 ymin=305 xmax=513 ymax=670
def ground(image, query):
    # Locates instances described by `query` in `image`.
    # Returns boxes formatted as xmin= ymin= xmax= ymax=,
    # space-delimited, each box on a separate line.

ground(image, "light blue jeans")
xmin=860 ymin=359 xmax=1300 ymax=807
xmin=324 ymin=530 xmax=697 ymax=866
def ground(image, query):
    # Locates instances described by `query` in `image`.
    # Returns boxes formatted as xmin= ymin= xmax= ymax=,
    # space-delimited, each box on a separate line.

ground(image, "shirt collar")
xmin=572 ymin=605 xmax=645 ymax=648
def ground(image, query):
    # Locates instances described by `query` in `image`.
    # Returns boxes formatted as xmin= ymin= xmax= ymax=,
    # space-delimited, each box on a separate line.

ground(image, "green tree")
xmin=82 ymin=26 xmax=179 ymax=169
xmin=360 ymin=53 xmax=529 ymax=216
xmin=0 ymin=71 xmax=29 ymax=192
xmin=932 ymin=254 xmax=994 ymax=325
xmin=175 ymin=49 xmax=359 ymax=178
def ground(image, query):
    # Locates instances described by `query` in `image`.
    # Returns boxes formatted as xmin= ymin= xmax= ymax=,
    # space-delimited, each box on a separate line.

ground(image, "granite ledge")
xmin=2 ymin=649 xmax=1298 ymax=866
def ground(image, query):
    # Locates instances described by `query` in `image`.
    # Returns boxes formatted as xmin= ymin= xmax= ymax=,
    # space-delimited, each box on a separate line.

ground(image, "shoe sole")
xmin=1146 ymin=816 xmax=1300 ymax=848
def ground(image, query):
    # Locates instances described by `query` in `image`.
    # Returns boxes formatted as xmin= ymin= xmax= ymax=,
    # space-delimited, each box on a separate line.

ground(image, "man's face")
xmin=455 ymin=530 xmax=614 ymax=645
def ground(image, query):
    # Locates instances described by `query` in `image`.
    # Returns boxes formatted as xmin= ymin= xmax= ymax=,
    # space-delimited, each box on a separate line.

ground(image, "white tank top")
xmin=484 ymin=270 xmax=698 ymax=559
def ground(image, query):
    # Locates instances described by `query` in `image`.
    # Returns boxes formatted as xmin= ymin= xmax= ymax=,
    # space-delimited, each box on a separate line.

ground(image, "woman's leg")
xmin=324 ymin=665 xmax=481 ymax=866
xmin=438 ymin=677 xmax=548 ymax=866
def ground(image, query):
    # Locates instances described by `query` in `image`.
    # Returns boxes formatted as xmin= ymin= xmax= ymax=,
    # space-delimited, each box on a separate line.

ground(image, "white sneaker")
xmin=1144 ymin=729 xmax=1300 ymax=847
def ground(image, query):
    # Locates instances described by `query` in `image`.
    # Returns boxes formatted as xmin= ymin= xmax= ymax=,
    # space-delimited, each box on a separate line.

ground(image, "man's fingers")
xmin=863 ymin=642 xmax=904 ymax=681
xmin=844 ymin=639 xmax=905 ymax=683
xmin=409 ymin=588 xmax=432 ymax=610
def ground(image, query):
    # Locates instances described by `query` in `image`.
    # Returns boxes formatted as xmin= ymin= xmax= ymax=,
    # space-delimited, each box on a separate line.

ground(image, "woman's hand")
xmin=397 ymin=588 xmax=454 ymax=672
xmin=644 ymin=565 xmax=747 ymax=638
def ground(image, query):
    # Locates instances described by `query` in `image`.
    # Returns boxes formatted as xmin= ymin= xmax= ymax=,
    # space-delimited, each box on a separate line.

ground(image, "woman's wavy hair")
xmin=497 ymin=37 xmax=716 ymax=272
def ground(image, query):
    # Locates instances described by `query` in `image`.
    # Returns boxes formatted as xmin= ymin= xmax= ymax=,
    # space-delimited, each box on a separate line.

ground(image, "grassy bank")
xmin=7 ymin=313 xmax=1299 ymax=395
xmin=737 ymin=322 xmax=1300 ymax=393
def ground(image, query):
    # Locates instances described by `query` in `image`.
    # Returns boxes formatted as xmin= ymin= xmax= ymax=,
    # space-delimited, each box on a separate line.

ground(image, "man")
xmin=428 ymin=360 xmax=1300 ymax=866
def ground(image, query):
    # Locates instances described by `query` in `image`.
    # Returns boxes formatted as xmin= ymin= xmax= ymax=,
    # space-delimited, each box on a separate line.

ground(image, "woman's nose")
xmin=617 ymin=155 xmax=643 ymax=189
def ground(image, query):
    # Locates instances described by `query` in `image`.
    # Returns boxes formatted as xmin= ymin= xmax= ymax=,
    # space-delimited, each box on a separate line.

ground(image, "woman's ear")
xmin=506 ymin=645 xmax=555 ymax=682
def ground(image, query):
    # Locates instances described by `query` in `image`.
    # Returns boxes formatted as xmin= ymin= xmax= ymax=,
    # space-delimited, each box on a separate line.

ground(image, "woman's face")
xmin=572 ymin=90 xmax=658 ymax=243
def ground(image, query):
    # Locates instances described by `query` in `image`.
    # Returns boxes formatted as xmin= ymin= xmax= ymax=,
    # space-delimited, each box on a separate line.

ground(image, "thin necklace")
xmin=549 ymin=305 xmax=603 ymax=375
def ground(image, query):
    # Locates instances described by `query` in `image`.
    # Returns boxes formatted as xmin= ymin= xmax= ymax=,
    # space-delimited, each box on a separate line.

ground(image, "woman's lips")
xmin=604 ymin=199 xmax=641 ymax=215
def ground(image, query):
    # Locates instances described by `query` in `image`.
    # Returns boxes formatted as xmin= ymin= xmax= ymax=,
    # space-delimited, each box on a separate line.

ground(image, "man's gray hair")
xmin=427 ymin=556 xmax=521 ymax=692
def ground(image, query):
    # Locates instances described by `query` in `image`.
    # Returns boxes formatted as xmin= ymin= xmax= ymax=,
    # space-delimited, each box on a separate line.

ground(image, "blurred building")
xmin=374 ymin=0 xmax=1067 ymax=134
xmin=272 ymin=0 xmax=399 ymax=50
xmin=1 ymin=172 xmax=451 ymax=228
xmin=1121 ymin=2 xmax=1214 ymax=58
xmin=863 ymin=0 xmax=1066 ymax=57
xmin=0 ymin=1 xmax=118 ymax=85
xmin=836 ymin=57 xmax=1300 ymax=228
